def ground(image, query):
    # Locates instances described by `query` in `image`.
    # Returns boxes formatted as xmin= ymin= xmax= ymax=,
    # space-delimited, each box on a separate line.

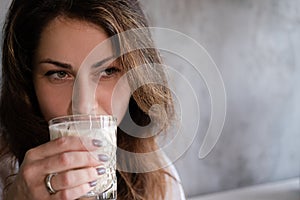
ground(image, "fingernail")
xmin=98 ymin=154 xmax=109 ymax=162
xmin=96 ymin=167 xmax=106 ymax=175
xmin=92 ymin=139 xmax=102 ymax=147
xmin=89 ymin=180 xmax=98 ymax=187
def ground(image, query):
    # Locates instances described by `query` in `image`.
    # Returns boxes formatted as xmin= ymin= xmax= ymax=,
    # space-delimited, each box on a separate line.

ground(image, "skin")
xmin=33 ymin=17 xmax=130 ymax=122
xmin=5 ymin=17 xmax=130 ymax=200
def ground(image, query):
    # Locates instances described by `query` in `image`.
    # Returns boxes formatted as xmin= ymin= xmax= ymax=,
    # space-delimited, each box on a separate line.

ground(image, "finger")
xmin=37 ymin=151 xmax=109 ymax=173
xmin=51 ymin=182 xmax=94 ymax=200
xmin=25 ymin=136 xmax=102 ymax=161
xmin=51 ymin=167 xmax=106 ymax=190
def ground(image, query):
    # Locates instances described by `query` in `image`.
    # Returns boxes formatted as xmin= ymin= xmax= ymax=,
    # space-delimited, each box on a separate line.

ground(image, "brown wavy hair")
xmin=0 ymin=0 xmax=175 ymax=199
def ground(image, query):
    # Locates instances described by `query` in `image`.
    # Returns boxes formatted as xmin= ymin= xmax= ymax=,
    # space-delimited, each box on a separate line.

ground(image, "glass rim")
xmin=48 ymin=114 xmax=117 ymax=125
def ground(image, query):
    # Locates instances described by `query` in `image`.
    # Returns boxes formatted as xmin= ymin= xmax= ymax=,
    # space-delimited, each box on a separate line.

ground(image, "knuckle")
xmin=61 ymin=173 xmax=72 ymax=187
xmin=59 ymin=190 xmax=70 ymax=200
xmin=87 ymin=167 xmax=97 ymax=178
xmin=24 ymin=149 xmax=35 ymax=160
xmin=80 ymin=185 xmax=89 ymax=194
xmin=86 ymin=154 xmax=93 ymax=163
xmin=55 ymin=137 xmax=68 ymax=147
xmin=87 ymin=154 xmax=97 ymax=165
xmin=58 ymin=153 xmax=71 ymax=166
xmin=78 ymin=184 xmax=89 ymax=196
xmin=89 ymin=151 xmax=100 ymax=162
xmin=20 ymin=164 xmax=33 ymax=184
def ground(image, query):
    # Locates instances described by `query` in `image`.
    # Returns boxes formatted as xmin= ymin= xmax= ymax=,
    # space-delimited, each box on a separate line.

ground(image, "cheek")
xmin=35 ymin=84 xmax=72 ymax=121
xmin=96 ymin=88 xmax=130 ymax=125
xmin=96 ymin=80 xmax=131 ymax=125
xmin=113 ymin=86 xmax=131 ymax=125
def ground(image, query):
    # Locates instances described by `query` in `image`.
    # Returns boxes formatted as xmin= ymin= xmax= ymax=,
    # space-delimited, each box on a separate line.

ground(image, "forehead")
xmin=35 ymin=17 xmax=113 ymax=67
xmin=41 ymin=16 xmax=109 ymax=46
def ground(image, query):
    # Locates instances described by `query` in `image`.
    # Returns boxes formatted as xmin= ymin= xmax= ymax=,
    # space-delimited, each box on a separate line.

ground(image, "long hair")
xmin=0 ymin=0 xmax=175 ymax=199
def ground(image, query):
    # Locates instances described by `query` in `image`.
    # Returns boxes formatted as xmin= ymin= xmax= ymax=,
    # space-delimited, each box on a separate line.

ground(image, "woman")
xmin=0 ymin=0 xmax=185 ymax=199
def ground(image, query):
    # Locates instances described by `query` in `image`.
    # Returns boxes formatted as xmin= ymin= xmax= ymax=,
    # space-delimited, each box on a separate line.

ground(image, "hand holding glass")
xmin=48 ymin=114 xmax=117 ymax=200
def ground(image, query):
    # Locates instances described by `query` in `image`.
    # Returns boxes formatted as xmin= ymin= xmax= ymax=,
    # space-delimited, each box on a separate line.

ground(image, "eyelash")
xmin=44 ymin=70 xmax=69 ymax=80
xmin=44 ymin=67 xmax=121 ymax=81
xmin=100 ymin=67 xmax=121 ymax=77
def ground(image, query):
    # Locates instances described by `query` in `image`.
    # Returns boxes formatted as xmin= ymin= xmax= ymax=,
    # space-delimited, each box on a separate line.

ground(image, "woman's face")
xmin=33 ymin=17 xmax=131 ymax=123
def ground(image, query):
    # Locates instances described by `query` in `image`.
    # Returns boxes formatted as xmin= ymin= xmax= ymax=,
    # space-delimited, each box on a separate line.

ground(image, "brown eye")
xmin=98 ymin=67 xmax=121 ymax=80
xmin=56 ymin=71 xmax=67 ymax=79
xmin=103 ymin=67 xmax=121 ymax=76
xmin=45 ymin=71 xmax=68 ymax=79
xmin=44 ymin=70 xmax=72 ymax=83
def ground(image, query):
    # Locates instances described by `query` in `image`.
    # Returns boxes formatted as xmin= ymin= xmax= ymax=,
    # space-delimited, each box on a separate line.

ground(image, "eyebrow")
xmin=39 ymin=56 xmax=116 ymax=69
xmin=91 ymin=56 xmax=115 ymax=68
xmin=39 ymin=59 xmax=72 ymax=69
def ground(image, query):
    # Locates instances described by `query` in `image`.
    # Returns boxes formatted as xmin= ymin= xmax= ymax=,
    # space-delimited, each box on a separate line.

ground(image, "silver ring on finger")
xmin=45 ymin=173 xmax=57 ymax=195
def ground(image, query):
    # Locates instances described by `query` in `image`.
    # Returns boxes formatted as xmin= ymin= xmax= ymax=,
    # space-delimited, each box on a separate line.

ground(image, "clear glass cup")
xmin=48 ymin=114 xmax=117 ymax=200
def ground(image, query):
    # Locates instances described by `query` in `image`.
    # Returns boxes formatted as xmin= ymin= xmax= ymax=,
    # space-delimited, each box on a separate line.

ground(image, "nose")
xmin=71 ymin=74 xmax=100 ymax=115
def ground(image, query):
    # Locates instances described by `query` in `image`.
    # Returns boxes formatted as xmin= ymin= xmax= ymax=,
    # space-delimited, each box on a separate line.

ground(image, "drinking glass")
xmin=49 ymin=114 xmax=117 ymax=200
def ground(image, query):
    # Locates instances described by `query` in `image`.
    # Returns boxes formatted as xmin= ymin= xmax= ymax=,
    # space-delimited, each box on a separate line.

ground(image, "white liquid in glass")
xmin=49 ymin=120 xmax=117 ymax=199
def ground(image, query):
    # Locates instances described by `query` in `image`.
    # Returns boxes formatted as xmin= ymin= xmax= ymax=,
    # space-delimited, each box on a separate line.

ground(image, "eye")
xmin=44 ymin=70 xmax=70 ymax=81
xmin=100 ymin=67 xmax=121 ymax=78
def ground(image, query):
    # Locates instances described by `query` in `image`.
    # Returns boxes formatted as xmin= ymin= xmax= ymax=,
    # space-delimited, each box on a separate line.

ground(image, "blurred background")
xmin=1 ymin=0 xmax=300 ymax=199
xmin=139 ymin=0 xmax=300 ymax=199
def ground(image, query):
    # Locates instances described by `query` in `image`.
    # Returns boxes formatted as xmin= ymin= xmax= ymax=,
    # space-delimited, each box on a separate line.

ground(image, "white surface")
xmin=188 ymin=178 xmax=299 ymax=200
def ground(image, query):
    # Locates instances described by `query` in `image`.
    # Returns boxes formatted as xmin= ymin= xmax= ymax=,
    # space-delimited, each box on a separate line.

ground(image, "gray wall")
xmin=0 ymin=0 xmax=11 ymax=80
xmin=140 ymin=0 xmax=300 ymax=197
xmin=1 ymin=0 xmax=300 ymax=198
